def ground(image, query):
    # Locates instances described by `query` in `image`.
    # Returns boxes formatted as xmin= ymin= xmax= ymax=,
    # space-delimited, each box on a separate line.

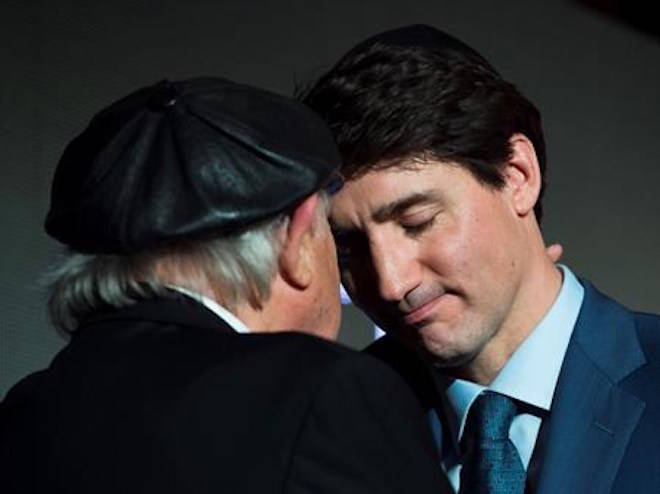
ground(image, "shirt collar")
xmin=490 ymin=265 xmax=584 ymax=409
xmin=168 ymin=285 xmax=251 ymax=334
xmin=438 ymin=264 xmax=584 ymax=445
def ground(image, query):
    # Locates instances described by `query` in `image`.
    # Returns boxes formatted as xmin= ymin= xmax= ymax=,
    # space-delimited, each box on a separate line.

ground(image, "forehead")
xmin=330 ymin=160 xmax=474 ymax=218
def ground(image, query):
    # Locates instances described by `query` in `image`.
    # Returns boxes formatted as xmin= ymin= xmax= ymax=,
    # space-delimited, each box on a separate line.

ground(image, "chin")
xmin=425 ymin=349 xmax=477 ymax=370
xmin=417 ymin=327 xmax=478 ymax=369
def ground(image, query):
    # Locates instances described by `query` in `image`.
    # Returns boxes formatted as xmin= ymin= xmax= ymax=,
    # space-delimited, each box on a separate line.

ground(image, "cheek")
xmin=421 ymin=241 xmax=465 ymax=275
xmin=416 ymin=212 xmax=505 ymax=292
xmin=457 ymin=213 xmax=520 ymax=300
xmin=471 ymin=211 xmax=519 ymax=275
xmin=416 ymin=223 xmax=468 ymax=276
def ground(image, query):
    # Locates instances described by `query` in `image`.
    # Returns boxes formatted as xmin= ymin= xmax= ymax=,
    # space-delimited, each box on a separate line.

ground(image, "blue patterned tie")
xmin=459 ymin=391 xmax=526 ymax=494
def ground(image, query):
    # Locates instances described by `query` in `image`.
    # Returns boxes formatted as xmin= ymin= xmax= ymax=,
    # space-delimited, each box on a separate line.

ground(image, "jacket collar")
xmin=77 ymin=291 xmax=234 ymax=335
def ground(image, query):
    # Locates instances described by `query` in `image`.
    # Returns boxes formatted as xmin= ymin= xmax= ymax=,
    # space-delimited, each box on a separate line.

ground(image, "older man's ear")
xmin=278 ymin=194 xmax=319 ymax=290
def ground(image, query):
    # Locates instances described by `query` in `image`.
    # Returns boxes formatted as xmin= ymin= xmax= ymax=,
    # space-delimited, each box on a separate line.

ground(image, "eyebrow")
xmin=372 ymin=191 xmax=441 ymax=223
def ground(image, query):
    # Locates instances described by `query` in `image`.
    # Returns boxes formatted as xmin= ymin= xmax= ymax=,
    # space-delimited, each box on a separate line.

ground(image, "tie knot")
xmin=464 ymin=391 xmax=517 ymax=442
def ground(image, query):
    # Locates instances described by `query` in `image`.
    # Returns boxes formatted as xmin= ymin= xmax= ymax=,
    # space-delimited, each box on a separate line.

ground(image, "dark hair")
xmin=300 ymin=24 xmax=547 ymax=221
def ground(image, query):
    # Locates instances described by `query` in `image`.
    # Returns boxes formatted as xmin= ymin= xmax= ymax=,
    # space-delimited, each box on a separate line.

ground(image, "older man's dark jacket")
xmin=0 ymin=294 xmax=445 ymax=494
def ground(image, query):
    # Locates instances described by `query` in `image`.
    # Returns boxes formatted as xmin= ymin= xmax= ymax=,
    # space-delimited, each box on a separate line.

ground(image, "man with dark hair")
xmin=0 ymin=77 xmax=446 ymax=493
xmin=302 ymin=25 xmax=659 ymax=494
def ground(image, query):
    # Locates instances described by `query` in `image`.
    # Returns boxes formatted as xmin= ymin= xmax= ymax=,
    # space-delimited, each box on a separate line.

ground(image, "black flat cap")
xmin=45 ymin=77 xmax=342 ymax=254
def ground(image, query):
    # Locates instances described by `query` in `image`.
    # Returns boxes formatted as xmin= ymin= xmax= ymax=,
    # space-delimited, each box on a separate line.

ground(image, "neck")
xmin=455 ymin=240 xmax=563 ymax=385
xmin=231 ymin=274 xmax=310 ymax=335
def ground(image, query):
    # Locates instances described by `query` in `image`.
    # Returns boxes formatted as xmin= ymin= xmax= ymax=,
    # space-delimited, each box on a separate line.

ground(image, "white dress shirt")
xmin=168 ymin=285 xmax=251 ymax=334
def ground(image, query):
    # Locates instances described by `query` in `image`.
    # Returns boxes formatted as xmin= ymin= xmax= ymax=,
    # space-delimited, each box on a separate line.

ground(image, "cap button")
xmin=147 ymin=80 xmax=178 ymax=111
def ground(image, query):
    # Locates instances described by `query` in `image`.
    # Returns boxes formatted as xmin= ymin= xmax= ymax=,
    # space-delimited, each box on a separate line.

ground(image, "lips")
xmin=403 ymin=296 xmax=442 ymax=325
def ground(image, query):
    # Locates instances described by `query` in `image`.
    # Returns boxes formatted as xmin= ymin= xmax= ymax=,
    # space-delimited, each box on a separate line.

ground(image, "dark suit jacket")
xmin=0 ymin=294 xmax=445 ymax=494
xmin=367 ymin=281 xmax=660 ymax=494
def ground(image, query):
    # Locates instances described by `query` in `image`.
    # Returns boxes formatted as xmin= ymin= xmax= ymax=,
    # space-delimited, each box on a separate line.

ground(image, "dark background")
xmin=1 ymin=0 xmax=659 ymax=398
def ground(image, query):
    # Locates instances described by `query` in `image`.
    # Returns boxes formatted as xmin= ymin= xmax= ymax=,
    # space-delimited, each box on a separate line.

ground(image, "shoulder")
xmin=578 ymin=279 xmax=659 ymax=345
xmin=630 ymin=311 xmax=660 ymax=383
xmin=233 ymin=332 xmax=432 ymax=426
xmin=632 ymin=311 xmax=660 ymax=346
xmin=365 ymin=335 xmax=438 ymax=409
xmin=578 ymin=279 xmax=659 ymax=371
xmin=586 ymin=282 xmax=660 ymax=360
xmin=283 ymin=336 xmax=444 ymax=494
xmin=580 ymin=282 xmax=660 ymax=398
xmin=248 ymin=331 xmax=424 ymax=398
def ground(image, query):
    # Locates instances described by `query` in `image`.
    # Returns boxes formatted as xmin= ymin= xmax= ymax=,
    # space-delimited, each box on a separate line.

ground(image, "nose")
xmin=369 ymin=235 xmax=419 ymax=302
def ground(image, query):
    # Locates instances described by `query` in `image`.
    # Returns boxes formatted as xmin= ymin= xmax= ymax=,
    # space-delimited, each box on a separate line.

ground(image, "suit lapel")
xmin=534 ymin=282 xmax=646 ymax=494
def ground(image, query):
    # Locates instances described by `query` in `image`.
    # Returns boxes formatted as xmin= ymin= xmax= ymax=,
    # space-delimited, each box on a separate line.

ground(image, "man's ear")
xmin=279 ymin=194 xmax=319 ymax=289
xmin=504 ymin=133 xmax=542 ymax=217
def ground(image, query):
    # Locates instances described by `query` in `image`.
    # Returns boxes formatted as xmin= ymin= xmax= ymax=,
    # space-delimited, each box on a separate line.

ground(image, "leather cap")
xmin=45 ymin=77 xmax=342 ymax=254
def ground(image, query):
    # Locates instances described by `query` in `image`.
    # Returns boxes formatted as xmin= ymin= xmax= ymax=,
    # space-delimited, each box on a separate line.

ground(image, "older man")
xmin=0 ymin=77 xmax=444 ymax=493
xmin=303 ymin=25 xmax=659 ymax=494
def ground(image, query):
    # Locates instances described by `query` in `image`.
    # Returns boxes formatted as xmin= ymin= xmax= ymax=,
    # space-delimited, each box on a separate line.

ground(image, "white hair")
xmin=46 ymin=193 xmax=329 ymax=334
